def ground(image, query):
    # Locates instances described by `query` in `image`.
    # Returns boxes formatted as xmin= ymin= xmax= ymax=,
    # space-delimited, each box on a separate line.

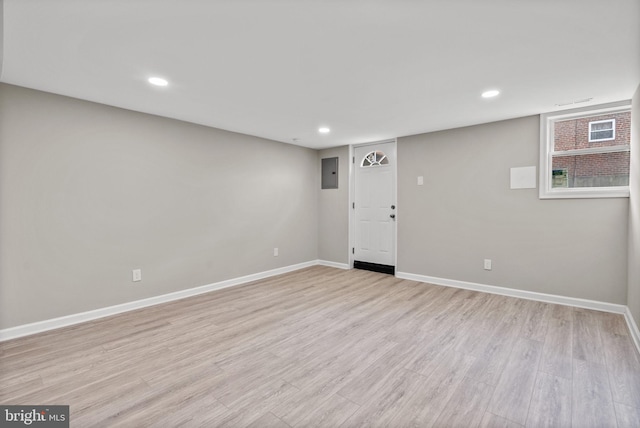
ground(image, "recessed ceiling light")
xmin=148 ymin=77 xmax=169 ymax=87
xmin=318 ymin=127 xmax=331 ymax=134
xmin=481 ymin=89 xmax=500 ymax=98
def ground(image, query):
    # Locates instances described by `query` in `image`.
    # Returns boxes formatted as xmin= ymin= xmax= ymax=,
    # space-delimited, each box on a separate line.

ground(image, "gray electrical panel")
xmin=321 ymin=157 xmax=339 ymax=189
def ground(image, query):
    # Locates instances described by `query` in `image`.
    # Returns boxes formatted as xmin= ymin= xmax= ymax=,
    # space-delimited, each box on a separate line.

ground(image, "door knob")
xmin=390 ymin=214 xmax=396 ymax=219
xmin=391 ymin=205 xmax=396 ymax=209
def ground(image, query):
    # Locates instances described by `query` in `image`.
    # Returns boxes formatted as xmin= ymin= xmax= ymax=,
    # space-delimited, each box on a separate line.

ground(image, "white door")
xmin=354 ymin=141 xmax=396 ymax=267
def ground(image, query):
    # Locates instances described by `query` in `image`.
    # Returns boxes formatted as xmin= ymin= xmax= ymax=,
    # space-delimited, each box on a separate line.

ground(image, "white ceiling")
xmin=2 ymin=0 xmax=639 ymax=149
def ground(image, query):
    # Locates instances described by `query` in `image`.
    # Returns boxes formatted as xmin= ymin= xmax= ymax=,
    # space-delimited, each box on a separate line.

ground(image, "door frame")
xmin=348 ymin=138 xmax=398 ymax=270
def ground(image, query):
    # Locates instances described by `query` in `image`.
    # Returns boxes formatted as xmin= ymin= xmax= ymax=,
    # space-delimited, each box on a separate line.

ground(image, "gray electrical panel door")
xmin=321 ymin=157 xmax=339 ymax=189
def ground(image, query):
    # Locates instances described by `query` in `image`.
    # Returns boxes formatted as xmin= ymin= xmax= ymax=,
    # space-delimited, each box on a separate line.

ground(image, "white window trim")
xmin=539 ymin=101 xmax=630 ymax=199
xmin=588 ymin=118 xmax=616 ymax=142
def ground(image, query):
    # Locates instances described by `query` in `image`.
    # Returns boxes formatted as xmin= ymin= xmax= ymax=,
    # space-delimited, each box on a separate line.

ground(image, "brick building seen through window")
xmin=552 ymin=111 xmax=630 ymax=188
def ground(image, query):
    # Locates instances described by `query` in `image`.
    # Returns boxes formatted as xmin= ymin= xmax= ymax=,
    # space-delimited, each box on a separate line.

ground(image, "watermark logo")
xmin=1 ymin=406 xmax=69 ymax=427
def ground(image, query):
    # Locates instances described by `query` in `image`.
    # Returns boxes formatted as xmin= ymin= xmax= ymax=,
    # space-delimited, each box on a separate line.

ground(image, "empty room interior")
xmin=1 ymin=0 xmax=640 ymax=427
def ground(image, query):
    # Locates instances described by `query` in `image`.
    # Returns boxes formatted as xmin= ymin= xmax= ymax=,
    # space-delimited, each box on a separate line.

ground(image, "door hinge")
xmin=352 ymin=202 xmax=355 ymax=209
xmin=352 ymin=156 xmax=355 ymax=164
xmin=352 ymin=248 xmax=355 ymax=254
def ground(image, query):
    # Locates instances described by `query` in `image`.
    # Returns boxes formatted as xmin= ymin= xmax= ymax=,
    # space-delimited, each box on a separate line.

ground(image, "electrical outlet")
xmin=132 ymin=269 xmax=142 ymax=282
xmin=484 ymin=259 xmax=492 ymax=271
xmin=273 ymin=247 xmax=279 ymax=257
xmin=417 ymin=176 xmax=424 ymax=185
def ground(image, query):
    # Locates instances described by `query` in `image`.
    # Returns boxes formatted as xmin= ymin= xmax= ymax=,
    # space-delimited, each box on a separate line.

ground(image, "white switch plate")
xmin=273 ymin=247 xmax=279 ymax=257
xmin=484 ymin=259 xmax=492 ymax=271
xmin=132 ymin=269 xmax=142 ymax=282
xmin=417 ymin=176 xmax=424 ymax=186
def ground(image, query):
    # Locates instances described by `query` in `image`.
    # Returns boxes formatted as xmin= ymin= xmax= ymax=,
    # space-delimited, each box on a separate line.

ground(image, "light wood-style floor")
xmin=1 ymin=266 xmax=640 ymax=427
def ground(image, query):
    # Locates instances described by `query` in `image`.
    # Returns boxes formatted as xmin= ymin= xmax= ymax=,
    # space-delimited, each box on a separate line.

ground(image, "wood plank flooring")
xmin=1 ymin=266 xmax=639 ymax=427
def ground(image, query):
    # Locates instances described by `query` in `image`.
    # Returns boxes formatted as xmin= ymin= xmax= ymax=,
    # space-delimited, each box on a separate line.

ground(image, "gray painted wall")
xmin=629 ymin=85 xmax=640 ymax=329
xmin=318 ymin=146 xmax=349 ymax=264
xmin=0 ymin=83 xmax=318 ymax=329
xmin=397 ymin=115 xmax=629 ymax=304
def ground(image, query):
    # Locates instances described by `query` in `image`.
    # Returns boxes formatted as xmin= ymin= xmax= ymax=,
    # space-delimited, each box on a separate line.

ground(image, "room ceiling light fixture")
xmin=318 ymin=127 xmax=331 ymax=134
xmin=148 ymin=77 xmax=169 ymax=87
xmin=481 ymin=89 xmax=500 ymax=98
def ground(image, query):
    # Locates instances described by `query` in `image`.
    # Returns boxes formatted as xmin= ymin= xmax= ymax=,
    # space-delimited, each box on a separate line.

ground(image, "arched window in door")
xmin=361 ymin=151 xmax=389 ymax=167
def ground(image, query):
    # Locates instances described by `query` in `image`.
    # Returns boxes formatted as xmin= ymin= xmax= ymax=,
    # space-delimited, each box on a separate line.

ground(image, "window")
xmin=589 ymin=119 xmax=615 ymax=142
xmin=539 ymin=101 xmax=630 ymax=199
xmin=551 ymin=168 xmax=569 ymax=188
xmin=361 ymin=151 xmax=389 ymax=167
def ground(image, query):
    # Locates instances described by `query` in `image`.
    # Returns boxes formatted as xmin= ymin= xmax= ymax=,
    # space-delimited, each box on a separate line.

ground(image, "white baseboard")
xmin=0 ymin=260 xmax=318 ymax=342
xmin=624 ymin=307 xmax=640 ymax=355
xmin=396 ymin=271 xmax=627 ymax=314
xmin=316 ymin=260 xmax=350 ymax=269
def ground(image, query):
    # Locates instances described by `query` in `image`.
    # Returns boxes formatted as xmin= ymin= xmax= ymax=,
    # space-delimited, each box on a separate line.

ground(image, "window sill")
xmin=539 ymin=187 xmax=630 ymax=199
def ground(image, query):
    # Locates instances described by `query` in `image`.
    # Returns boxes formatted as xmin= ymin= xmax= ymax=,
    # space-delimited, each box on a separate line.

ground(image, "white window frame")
xmin=588 ymin=118 xmax=616 ymax=142
xmin=360 ymin=150 xmax=389 ymax=167
xmin=539 ymin=101 xmax=630 ymax=199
